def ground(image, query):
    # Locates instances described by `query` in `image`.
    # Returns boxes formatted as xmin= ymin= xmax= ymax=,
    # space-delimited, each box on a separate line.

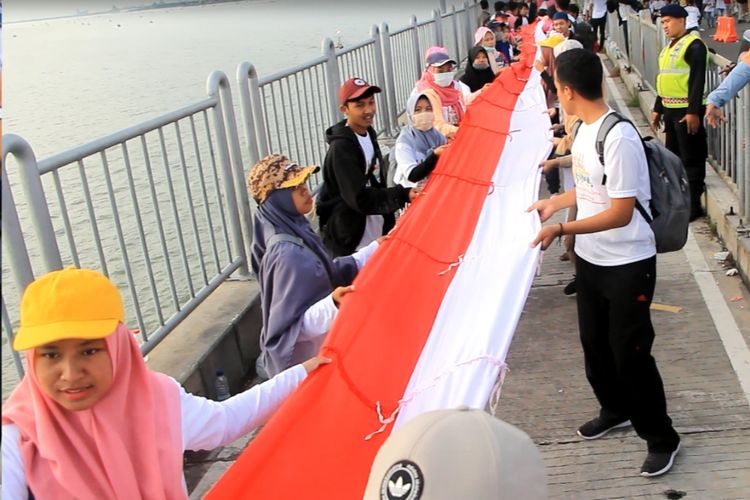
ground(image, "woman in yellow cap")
xmin=1 ymin=266 xmax=328 ymax=499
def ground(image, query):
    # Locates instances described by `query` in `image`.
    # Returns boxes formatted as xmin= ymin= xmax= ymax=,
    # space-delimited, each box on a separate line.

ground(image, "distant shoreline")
xmin=5 ymin=0 xmax=248 ymax=24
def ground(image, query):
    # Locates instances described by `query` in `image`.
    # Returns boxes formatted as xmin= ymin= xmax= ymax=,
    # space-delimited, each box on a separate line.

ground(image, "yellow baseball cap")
xmin=538 ymin=34 xmax=565 ymax=48
xmin=13 ymin=267 xmax=125 ymax=351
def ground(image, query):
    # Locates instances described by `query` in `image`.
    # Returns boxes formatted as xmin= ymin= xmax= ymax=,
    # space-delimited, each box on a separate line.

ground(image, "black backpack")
xmin=606 ymin=0 xmax=619 ymax=13
xmin=571 ymin=112 xmax=691 ymax=253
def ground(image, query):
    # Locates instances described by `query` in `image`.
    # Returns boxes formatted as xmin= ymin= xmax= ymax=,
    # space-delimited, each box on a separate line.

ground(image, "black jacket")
xmin=317 ymin=120 xmax=410 ymax=257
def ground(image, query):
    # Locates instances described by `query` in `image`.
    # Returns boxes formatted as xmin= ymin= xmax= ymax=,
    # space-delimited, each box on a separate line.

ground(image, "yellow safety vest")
xmin=656 ymin=31 xmax=707 ymax=109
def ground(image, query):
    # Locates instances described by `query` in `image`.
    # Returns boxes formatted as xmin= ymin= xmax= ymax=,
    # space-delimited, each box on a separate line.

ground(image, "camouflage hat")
xmin=247 ymin=154 xmax=319 ymax=203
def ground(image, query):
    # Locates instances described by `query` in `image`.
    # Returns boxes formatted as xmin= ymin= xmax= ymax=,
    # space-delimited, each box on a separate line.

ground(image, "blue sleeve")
xmin=707 ymin=62 xmax=750 ymax=108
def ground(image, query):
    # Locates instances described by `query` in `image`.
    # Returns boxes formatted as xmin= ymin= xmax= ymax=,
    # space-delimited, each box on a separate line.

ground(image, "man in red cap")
xmin=317 ymin=77 xmax=419 ymax=257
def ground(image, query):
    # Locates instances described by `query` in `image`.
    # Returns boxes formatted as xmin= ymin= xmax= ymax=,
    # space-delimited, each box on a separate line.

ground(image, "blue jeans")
xmin=705 ymin=11 xmax=715 ymax=27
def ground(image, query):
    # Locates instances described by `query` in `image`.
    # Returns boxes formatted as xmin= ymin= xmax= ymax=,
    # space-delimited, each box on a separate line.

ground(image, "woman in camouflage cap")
xmin=248 ymin=154 xmax=381 ymax=379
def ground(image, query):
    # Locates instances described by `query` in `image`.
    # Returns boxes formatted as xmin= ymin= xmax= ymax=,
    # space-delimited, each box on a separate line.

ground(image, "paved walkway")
xmin=488 ymin=71 xmax=750 ymax=499
xmin=496 ymin=213 xmax=750 ymax=498
xmin=186 ymin=61 xmax=750 ymax=500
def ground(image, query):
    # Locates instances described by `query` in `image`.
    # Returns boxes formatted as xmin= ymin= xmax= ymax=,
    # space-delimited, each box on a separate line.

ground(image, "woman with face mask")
xmin=393 ymin=92 xmax=449 ymax=188
xmin=412 ymin=46 xmax=471 ymax=139
xmin=474 ymin=26 xmax=503 ymax=74
xmin=460 ymin=46 xmax=497 ymax=93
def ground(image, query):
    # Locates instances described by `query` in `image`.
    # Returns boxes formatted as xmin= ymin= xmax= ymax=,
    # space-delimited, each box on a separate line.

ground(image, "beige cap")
xmin=363 ymin=408 xmax=547 ymax=500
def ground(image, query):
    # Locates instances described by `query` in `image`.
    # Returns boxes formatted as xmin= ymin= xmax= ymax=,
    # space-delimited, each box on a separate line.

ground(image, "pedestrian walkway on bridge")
xmin=185 ymin=54 xmax=750 ymax=500
xmin=496 ymin=77 xmax=750 ymax=498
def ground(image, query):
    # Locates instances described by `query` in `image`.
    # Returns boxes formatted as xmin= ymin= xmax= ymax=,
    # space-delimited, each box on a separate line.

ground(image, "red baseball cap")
xmin=338 ymin=77 xmax=382 ymax=105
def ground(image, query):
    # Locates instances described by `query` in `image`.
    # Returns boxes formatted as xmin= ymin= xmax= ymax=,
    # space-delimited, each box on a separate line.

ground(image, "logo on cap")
xmin=354 ymin=78 xmax=367 ymax=86
xmin=380 ymin=461 xmax=423 ymax=500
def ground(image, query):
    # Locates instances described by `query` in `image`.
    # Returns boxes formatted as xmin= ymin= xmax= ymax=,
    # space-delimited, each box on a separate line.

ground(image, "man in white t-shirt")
xmin=685 ymin=0 xmax=701 ymax=30
xmin=587 ymin=0 xmax=609 ymax=49
xmin=529 ymin=48 xmax=680 ymax=478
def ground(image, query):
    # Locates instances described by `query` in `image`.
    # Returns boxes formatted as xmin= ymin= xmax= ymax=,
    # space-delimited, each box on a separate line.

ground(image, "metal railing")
xmin=2 ymin=71 xmax=252 ymax=378
xmin=1 ymin=3 xmax=481 ymax=382
xmin=237 ymin=2 xmax=480 ymax=191
xmin=605 ymin=11 xmax=750 ymax=217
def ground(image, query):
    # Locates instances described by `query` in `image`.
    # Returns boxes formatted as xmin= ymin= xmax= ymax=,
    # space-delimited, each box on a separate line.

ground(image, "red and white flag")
xmin=207 ymin=24 xmax=551 ymax=500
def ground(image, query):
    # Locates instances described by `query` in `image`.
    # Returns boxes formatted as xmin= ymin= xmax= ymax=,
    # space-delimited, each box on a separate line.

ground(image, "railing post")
xmin=207 ymin=71 xmax=251 ymax=277
xmin=1 ymin=160 xmax=36 ymax=294
xmin=451 ymin=5 xmax=460 ymax=63
xmin=236 ymin=61 xmax=263 ymax=168
xmin=438 ymin=0 xmax=447 ymax=13
xmin=323 ymin=38 xmax=342 ymax=127
xmin=410 ymin=15 xmax=422 ymax=82
xmin=433 ymin=9 xmax=444 ymax=48
xmin=463 ymin=1 xmax=473 ymax=64
xmin=3 ymin=134 xmax=63 ymax=274
xmin=380 ymin=22 xmax=399 ymax=134
xmin=371 ymin=24 xmax=392 ymax=137
xmin=741 ymin=86 xmax=750 ymax=218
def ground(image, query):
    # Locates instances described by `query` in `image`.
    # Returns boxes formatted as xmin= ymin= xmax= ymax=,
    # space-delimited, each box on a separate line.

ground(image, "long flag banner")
xmin=207 ymin=23 xmax=551 ymax=499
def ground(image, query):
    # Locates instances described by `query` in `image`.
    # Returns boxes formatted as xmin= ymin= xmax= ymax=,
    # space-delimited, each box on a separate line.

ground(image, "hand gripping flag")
xmin=207 ymin=22 xmax=552 ymax=500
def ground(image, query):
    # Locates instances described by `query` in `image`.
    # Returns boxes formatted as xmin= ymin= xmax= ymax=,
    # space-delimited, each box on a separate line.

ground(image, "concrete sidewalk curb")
xmin=603 ymin=50 xmax=750 ymax=290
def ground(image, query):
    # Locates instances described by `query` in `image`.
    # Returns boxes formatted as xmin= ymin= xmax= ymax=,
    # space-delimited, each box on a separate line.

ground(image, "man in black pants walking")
xmin=529 ymin=48 xmax=680 ymax=477
xmin=587 ymin=0 xmax=608 ymax=51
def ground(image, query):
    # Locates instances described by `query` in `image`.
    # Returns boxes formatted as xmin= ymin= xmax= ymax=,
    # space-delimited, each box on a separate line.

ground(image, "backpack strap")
xmin=265 ymin=233 xmax=330 ymax=277
xmin=570 ymin=119 xmax=583 ymax=140
xmin=266 ymin=233 xmax=304 ymax=249
xmin=595 ymin=111 xmax=654 ymax=224
xmin=595 ymin=111 xmax=629 ymax=173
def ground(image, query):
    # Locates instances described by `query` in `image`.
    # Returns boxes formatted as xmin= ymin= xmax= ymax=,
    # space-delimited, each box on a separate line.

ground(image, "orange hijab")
xmin=2 ymin=324 xmax=184 ymax=499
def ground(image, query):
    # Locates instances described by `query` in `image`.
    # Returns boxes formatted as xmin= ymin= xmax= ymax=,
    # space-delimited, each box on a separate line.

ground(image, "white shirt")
xmin=355 ymin=132 xmax=385 ymax=249
xmin=571 ymin=110 xmax=656 ymax=266
xmin=685 ymin=6 xmax=700 ymax=29
xmin=298 ymin=239 xmax=379 ymax=346
xmin=650 ymin=0 xmax=666 ymax=14
xmin=1 ymin=364 xmax=307 ymax=499
xmin=591 ymin=0 xmax=608 ymax=18
xmin=619 ymin=3 xmax=634 ymax=19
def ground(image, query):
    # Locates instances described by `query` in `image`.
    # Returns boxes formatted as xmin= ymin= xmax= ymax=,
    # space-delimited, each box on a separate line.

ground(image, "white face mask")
xmin=412 ymin=111 xmax=435 ymax=131
xmin=483 ymin=45 xmax=497 ymax=53
xmin=433 ymin=71 xmax=456 ymax=87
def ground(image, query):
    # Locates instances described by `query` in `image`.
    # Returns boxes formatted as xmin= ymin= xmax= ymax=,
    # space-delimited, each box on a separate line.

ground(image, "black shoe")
xmin=563 ymin=278 xmax=577 ymax=296
xmin=577 ymin=416 xmax=632 ymax=439
xmin=640 ymin=443 xmax=680 ymax=477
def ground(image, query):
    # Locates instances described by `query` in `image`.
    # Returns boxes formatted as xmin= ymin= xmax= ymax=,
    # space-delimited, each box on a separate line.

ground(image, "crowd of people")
xmin=2 ymin=1 xmax=749 ymax=497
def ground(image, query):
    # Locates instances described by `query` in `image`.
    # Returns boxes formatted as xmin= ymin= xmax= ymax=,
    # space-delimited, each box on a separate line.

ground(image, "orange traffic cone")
xmin=714 ymin=16 xmax=739 ymax=43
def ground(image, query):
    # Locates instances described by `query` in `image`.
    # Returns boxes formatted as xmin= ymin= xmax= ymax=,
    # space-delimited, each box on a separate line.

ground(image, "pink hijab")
xmin=2 ymin=324 xmax=184 ymax=500
xmin=416 ymin=47 xmax=465 ymax=124
xmin=474 ymin=26 xmax=493 ymax=46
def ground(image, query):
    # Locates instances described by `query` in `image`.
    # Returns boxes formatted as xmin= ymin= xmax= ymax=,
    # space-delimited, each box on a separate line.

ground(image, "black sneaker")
xmin=640 ymin=443 xmax=680 ymax=477
xmin=577 ymin=416 xmax=631 ymax=440
xmin=563 ymin=278 xmax=577 ymax=296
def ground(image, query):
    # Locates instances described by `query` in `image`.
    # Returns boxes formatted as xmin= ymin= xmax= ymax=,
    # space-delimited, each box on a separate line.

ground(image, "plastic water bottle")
xmin=214 ymin=370 xmax=231 ymax=401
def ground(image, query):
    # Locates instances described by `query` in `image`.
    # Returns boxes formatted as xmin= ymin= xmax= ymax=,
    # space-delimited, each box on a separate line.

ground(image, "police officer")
xmin=651 ymin=3 xmax=708 ymax=221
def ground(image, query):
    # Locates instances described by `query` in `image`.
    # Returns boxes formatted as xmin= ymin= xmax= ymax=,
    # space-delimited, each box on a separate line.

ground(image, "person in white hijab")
xmin=393 ymin=91 xmax=449 ymax=188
